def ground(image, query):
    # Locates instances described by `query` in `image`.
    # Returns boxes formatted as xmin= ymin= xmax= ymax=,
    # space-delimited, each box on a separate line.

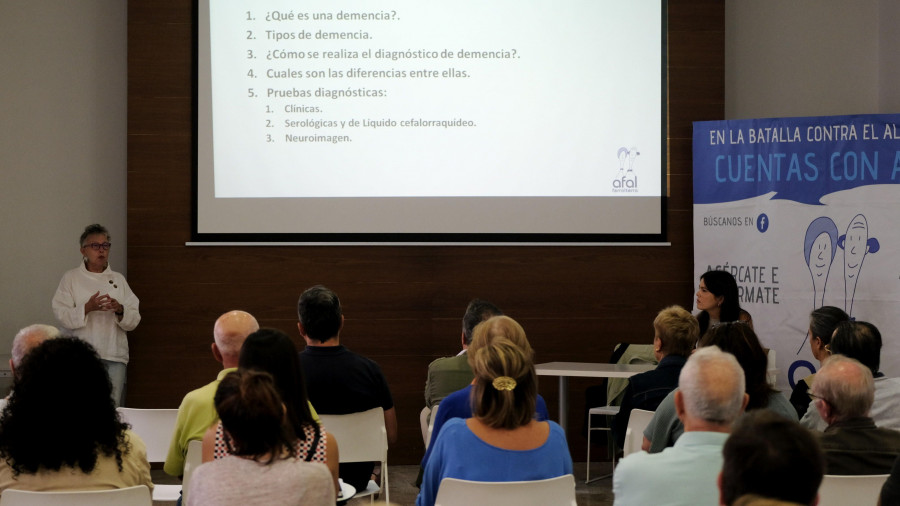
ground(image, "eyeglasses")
xmin=83 ymin=242 xmax=111 ymax=251
xmin=807 ymin=389 xmax=829 ymax=404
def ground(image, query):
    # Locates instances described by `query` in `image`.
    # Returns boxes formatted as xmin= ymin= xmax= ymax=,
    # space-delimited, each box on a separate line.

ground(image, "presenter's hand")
xmin=85 ymin=291 xmax=106 ymax=313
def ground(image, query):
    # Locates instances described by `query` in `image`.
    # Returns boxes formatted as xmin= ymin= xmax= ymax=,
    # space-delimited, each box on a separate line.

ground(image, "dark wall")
xmin=126 ymin=0 xmax=723 ymax=463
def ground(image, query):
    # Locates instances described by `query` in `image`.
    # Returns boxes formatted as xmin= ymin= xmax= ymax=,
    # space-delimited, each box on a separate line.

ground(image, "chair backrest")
xmin=116 ymin=408 xmax=179 ymax=463
xmin=817 ymin=474 xmax=889 ymax=506
xmin=623 ymin=409 xmax=655 ymax=457
xmin=766 ymin=348 xmax=778 ymax=387
xmin=319 ymin=407 xmax=387 ymax=464
xmin=425 ymin=403 xmax=440 ymax=449
xmin=181 ymin=439 xmax=204 ymax=503
xmin=420 ymin=406 xmax=432 ymax=445
xmin=434 ymin=475 xmax=576 ymax=506
xmin=0 ymin=485 xmax=152 ymax=506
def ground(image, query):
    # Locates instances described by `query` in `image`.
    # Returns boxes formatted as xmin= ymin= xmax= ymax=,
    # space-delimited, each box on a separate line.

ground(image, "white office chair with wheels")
xmin=622 ymin=409 xmax=655 ymax=458
xmin=0 ymin=485 xmax=151 ymax=505
xmin=817 ymin=473 xmax=888 ymax=506
xmin=319 ymin=407 xmax=389 ymax=503
xmin=116 ymin=407 xmax=181 ymax=502
xmin=434 ymin=474 xmax=576 ymax=506
xmin=585 ymin=405 xmax=619 ymax=482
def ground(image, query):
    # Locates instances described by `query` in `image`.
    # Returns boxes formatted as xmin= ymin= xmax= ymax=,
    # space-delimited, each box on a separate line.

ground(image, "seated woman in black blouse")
xmin=695 ymin=270 xmax=752 ymax=338
xmin=612 ymin=305 xmax=699 ymax=447
xmin=789 ymin=306 xmax=848 ymax=418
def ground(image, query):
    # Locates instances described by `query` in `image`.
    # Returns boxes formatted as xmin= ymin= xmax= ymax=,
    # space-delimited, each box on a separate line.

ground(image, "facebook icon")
xmin=757 ymin=213 xmax=769 ymax=233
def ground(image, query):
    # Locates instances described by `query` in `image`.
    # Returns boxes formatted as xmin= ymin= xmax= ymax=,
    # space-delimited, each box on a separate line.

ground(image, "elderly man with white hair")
xmin=1 ymin=324 xmax=61 ymax=411
xmin=812 ymin=354 xmax=900 ymax=475
xmin=613 ymin=346 xmax=749 ymax=506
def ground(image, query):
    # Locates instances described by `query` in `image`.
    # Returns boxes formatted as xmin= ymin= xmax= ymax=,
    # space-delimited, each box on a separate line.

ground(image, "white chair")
xmin=420 ymin=406 xmax=432 ymax=445
xmin=585 ymin=405 xmax=619 ymax=483
xmin=434 ymin=474 xmax=576 ymax=506
xmin=116 ymin=407 xmax=181 ymax=502
xmin=766 ymin=348 xmax=778 ymax=387
xmin=116 ymin=408 xmax=179 ymax=463
xmin=319 ymin=407 xmax=389 ymax=503
xmin=622 ymin=409 xmax=655 ymax=458
xmin=181 ymin=440 xmax=203 ymax=504
xmin=425 ymin=403 xmax=440 ymax=450
xmin=0 ymin=485 xmax=151 ymax=505
xmin=817 ymin=473 xmax=888 ymax=506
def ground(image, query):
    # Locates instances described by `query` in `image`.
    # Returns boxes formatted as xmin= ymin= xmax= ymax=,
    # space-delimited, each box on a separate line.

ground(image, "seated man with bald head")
xmin=613 ymin=346 xmax=749 ymax=506
xmin=812 ymin=354 xmax=900 ymax=475
xmin=164 ymin=310 xmax=259 ymax=477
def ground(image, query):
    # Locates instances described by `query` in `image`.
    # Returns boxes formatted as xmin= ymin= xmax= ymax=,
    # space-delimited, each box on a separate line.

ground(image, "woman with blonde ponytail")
xmin=416 ymin=317 xmax=573 ymax=506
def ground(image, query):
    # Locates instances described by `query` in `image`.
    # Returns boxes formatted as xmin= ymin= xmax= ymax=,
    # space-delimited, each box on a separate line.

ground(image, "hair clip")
xmin=492 ymin=376 xmax=517 ymax=391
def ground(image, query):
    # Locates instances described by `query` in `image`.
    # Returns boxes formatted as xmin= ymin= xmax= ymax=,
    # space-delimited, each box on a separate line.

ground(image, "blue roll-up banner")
xmin=693 ymin=113 xmax=900 ymax=389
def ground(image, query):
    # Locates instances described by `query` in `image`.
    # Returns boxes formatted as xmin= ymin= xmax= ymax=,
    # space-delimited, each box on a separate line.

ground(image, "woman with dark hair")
xmin=188 ymin=370 xmax=334 ymax=505
xmin=416 ymin=329 xmax=572 ymax=506
xmin=695 ymin=270 xmax=752 ymax=337
xmin=202 ymin=329 xmax=339 ymax=493
xmin=642 ymin=322 xmax=796 ymax=453
xmin=0 ymin=337 xmax=152 ymax=494
xmin=789 ymin=306 xmax=849 ymax=418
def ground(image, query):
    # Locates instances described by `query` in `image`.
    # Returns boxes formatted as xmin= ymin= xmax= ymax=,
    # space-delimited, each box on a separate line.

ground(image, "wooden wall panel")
xmin=127 ymin=0 xmax=724 ymax=463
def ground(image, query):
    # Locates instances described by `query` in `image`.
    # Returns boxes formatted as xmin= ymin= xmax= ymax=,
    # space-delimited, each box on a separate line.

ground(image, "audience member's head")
xmin=239 ymin=328 xmax=317 ymax=437
xmin=215 ymin=369 xmax=294 ymax=464
xmin=676 ymin=346 xmax=747 ymax=429
xmin=811 ymin=354 xmax=874 ymax=424
xmin=698 ymin=322 xmax=773 ymax=410
xmin=830 ymin=320 xmax=882 ymax=375
xmin=468 ymin=315 xmax=534 ymax=364
xmin=0 ymin=337 xmax=129 ymax=475
xmin=470 ymin=337 xmax=537 ymax=430
xmin=719 ymin=410 xmax=824 ymax=506
xmin=213 ymin=310 xmax=259 ymax=367
xmin=700 ymin=270 xmax=742 ymax=321
xmin=653 ymin=305 xmax=700 ymax=359
xmin=297 ymin=285 xmax=343 ymax=343
xmin=462 ymin=299 xmax=503 ymax=347
xmin=10 ymin=324 xmax=60 ymax=377
xmin=808 ymin=306 xmax=849 ymax=359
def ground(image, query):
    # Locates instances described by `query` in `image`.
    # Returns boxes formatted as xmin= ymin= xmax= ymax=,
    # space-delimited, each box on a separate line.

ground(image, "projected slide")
xmin=196 ymin=0 xmax=666 ymax=241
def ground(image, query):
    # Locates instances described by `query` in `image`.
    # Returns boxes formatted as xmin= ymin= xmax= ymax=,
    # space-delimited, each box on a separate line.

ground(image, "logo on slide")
xmin=612 ymin=147 xmax=639 ymax=193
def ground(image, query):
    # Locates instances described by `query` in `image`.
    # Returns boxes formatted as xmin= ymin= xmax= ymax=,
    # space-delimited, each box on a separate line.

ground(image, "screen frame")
xmin=191 ymin=1 xmax=669 ymax=245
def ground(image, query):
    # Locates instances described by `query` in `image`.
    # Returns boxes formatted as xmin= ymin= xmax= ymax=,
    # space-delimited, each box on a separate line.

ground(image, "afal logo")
xmin=612 ymin=146 xmax=639 ymax=193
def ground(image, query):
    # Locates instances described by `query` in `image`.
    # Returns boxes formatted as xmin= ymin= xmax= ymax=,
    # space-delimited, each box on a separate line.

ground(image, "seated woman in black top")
xmin=789 ymin=306 xmax=848 ymax=418
xmin=695 ymin=270 xmax=752 ymax=338
xmin=612 ymin=305 xmax=699 ymax=447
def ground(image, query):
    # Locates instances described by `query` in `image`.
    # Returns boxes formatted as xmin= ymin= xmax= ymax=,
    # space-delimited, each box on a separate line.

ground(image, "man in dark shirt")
xmin=297 ymin=285 xmax=397 ymax=492
xmin=811 ymin=354 xmax=900 ymax=475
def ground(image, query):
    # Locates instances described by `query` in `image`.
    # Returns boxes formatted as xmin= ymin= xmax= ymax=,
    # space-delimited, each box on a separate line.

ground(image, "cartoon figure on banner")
xmin=793 ymin=217 xmax=839 ymax=386
xmin=840 ymin=214 xmax=880 ymax=317
xmin=803 ymin=217 xmax=839 ymax=309
xmin=791 ymin=214 xmax=881 ymax=388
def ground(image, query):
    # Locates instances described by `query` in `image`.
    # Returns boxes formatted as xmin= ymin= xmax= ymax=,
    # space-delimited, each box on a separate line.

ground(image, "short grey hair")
xmin=679 ymin=345 xmax=746 ymax=425
xmin=80 ymin=224 xmax=110 ymax=246
xmin=12 ymin=324 xmax=61 ymax=367
xmin=812 ymin=354 xmax=874 ymax=421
